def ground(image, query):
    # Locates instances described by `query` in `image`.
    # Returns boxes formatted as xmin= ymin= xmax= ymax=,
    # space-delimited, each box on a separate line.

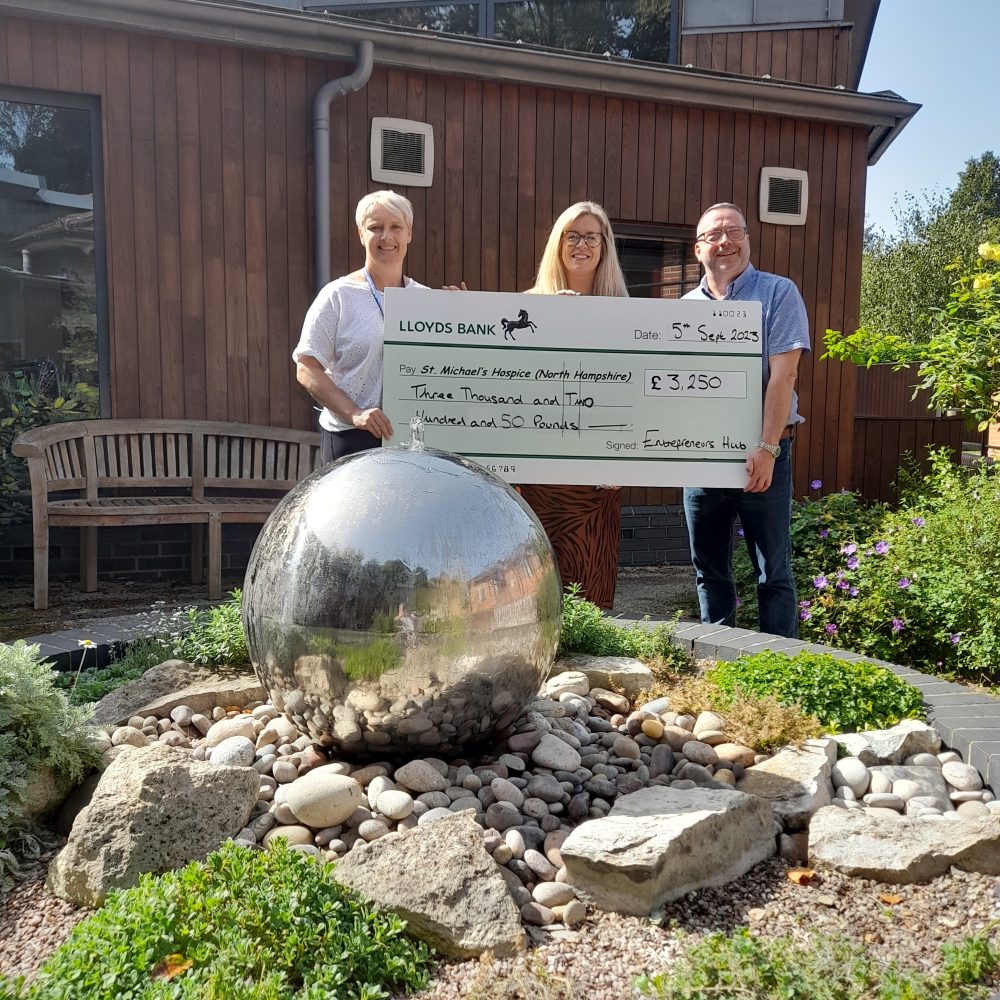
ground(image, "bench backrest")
xmin=13 ymin=419 xmax=323 ymax=499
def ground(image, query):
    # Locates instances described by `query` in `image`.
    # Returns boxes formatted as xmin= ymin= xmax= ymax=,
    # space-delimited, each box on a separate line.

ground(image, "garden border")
xmin=20 ymin=613 xmax=1000 ymax=794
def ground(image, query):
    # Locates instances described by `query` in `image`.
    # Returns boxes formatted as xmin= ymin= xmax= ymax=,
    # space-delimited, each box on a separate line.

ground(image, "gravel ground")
xmin=4 ymin=843 xmax=1000 ymax=994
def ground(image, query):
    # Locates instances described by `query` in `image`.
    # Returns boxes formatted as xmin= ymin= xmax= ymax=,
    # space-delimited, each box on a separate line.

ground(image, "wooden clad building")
xmin=0 ymin=0 xmax=919 ymax=567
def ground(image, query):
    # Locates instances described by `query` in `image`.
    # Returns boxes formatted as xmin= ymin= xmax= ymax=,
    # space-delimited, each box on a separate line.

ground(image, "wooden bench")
xmin=13 ymin=419 xmax=322 ymax=610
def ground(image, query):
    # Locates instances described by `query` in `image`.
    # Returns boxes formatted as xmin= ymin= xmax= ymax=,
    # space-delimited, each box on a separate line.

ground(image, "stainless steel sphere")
xmin=242 ymin=445 xmax=562 ymax=757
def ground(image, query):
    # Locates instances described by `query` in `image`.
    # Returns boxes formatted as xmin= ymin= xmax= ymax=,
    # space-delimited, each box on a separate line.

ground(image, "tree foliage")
xmin=858 ymin=151 xmax=1000 ymax=344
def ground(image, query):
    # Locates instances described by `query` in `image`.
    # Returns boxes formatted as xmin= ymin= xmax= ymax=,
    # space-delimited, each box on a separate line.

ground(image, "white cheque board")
xmin=383 ymin=289 xmax=763 ymax=488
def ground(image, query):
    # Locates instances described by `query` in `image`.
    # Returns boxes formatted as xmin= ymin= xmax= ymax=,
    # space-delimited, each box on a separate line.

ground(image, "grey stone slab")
xmin=987 ymin=757 xmax=1000 ymax=797
xmin=927 ymin=696 xmax=1000 ymax=712
xmin=929 ymin=711 xmax=1000 ymax=729
xmin=967 ymin=743 xmax=1000 ymax=786
xmin=34 ymin=643 xmax=70 ymax=666
xmin=736 ymin=636 xmax=807 ymax=655
xmin=908 ymin=680 xmax=971 ymax=696
xmin=671 ymin=622 xmax=728 ymax=641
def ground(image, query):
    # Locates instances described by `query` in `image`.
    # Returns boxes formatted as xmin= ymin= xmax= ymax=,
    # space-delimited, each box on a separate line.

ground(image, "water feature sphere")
xmin=242 ymin=443 xmax=562 ymax=756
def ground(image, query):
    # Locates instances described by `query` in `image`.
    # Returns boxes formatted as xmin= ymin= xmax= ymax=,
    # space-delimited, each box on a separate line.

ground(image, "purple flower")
xmin=841 ymin=543 xmax=857 ymax=556
xmin=875 ymin=541 xmax=890 ymax=555
xmin=812 ymin=575 xmax=829 ymax=590
xmin=824 ymin=623 xmax=838 ymax=635
xmin=810 ymin=479 xmax=822 ymax=490
xmin=950 ymin=633 xmax=961 ymax=645
xmin=846 ymin=556 xmax=859 ymax=570
xmin=891 ymin=617 xmax=905 ymax=633
xmin=849 ymin=587 xmax=859 ymax=598
xmin=800 ymin=609 xmax=812 ymax=621
xmin=912 ymin=516 xmax=926 ymax=527
xmin=837 ymin=580 xmax=850 ymax=591
xmin=897 ymin=578 xmax=911 ymax=590
xmin=735 ymin=596 xmax=741 ymax=607
xmin=736 ymin=527 xmax=745 ymax=538
xmin=799 ymin=600 xmax=812 ymax=608
xmin=819 ymin=529 xmax=829 ymax=539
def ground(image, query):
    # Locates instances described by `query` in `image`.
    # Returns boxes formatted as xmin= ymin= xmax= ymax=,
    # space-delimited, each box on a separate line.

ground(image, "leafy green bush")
xmin=173 ymin=590 xmax=249 ymax=665
xmin=9 ymin=840 xmax=433 ymax=1000
xmin=795 ymin=452 xmax=1000 ymax=679
xmin=0 ymin=642 xmax=102 ymax=846
xmin=52 ymin=637 xmax=174 ymax=705
xmin=558 ymin=584 xmax=690 ymax=670
xmin=708 ymin=650 xmax=924 ymax=733
xmin=733 ymin=485 xmax=887 ymax=632
xmin=635 ymin=924 xmax=1000 ymax=1000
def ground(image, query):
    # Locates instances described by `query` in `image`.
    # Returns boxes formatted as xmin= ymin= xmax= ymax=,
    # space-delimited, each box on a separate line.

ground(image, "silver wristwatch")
xmin=756 ymin=439 xmax=780 ymax=458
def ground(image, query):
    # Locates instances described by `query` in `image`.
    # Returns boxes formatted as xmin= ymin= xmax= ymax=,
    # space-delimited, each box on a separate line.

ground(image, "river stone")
xmin=210 ymin=736 xmax=256 ymax=768
xmin=531 ymin=734 xmax=582 ymax=771
xmin=560 ymin=785 xmax=774 ymax=916
xmin=544 ymin=671 xmax=591 ymax=698
xmin=204 ymin=715 xmax=257 ymax=748
xmin=713 ymin=743 xmax=755 ymax=768
xmin=47 ymin=745 xmax=258 ymax=907
xmin=942 ymin=761 xmax=983 ymax=791
xmin=284 ymin=767 xmax=362 ymax=828
xmin=869 ymin=765 xmax=949 ymax=803
xmin=395 ymin=760 xmax=450 ymax=793
xmin=262 ymin=824 xmax=314 ymax=848
xmin=332 ymin=812 xmax=525 ymax=958
xmin=809 ymin=806 xmax=1000 ymax=882
xmin=554 ymin=654 xmax=655 ymax=700
xmin=832 ymin=757 xmax=870 ymax=798
xmin=375 ymin=789 xmax=414 ymax=821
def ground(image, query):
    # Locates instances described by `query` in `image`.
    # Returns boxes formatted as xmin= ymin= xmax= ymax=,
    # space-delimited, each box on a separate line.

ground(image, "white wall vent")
xmin=759 ymin=166 xmax=808 ymax=225
xmin=370 ymin=117 xmax=434 ymax=187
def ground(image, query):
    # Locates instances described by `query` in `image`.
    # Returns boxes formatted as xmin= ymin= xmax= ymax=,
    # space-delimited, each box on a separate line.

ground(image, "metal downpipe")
xmin=313 ymin=40 xmax=374 ymax=293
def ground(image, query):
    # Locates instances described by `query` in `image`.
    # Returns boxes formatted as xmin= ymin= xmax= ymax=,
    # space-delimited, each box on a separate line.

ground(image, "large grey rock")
xmin=332 ymin=812 xmax=525 ymax=958
xmin=868 ymin=765 xmax=950 ymax=804
xmin=559 ymin=785 xmax=774 ymax=916
xmin=809 ymin=806 xmax=1000 ymax=882
xmin=736 ymin=744 xmax=834 ymax=830
xmin=90 ymin=660 xmax=264 ymax=726
xmin=553 ymin=654 xmax=656 ymax=700
xmin=47 ymin=744 xmax=259 ymax=906
xmin=833 ymin=720 xmax=941 ymax=766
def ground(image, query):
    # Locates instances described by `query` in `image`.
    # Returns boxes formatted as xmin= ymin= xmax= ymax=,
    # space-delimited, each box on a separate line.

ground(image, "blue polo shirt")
xmin=683 ymin=263 xmax=810 ymax=425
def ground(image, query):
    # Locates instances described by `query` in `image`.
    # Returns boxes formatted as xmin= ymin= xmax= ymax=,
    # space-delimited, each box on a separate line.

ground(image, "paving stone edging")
xmin=22 ymin=612 xmax=1000 ymax=794
xmin=614 ymin=616 xmax=1000 ymax=796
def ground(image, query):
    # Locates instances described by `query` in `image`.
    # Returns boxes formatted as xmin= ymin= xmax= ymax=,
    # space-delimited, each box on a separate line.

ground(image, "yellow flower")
xmin=77 ymin=638 xmax=95 ymax=648
xmin=980 ymin=242 xmax=1000 ymax=262
xmin=973 ymin=274 xmax=993 ymax=291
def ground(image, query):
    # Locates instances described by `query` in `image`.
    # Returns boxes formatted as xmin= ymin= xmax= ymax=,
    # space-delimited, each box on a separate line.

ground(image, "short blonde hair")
xmin=528 ymin=201 xmax=629 ymax=297
xmin=355 ymin=189 xmax=414 ymax=229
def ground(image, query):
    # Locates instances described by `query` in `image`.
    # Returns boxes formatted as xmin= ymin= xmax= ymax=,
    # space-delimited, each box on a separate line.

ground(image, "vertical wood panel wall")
xmin=0 ymin=13 xmax=867 ymax=498
xmin=680 ymin=26 xmax=853 ymax=88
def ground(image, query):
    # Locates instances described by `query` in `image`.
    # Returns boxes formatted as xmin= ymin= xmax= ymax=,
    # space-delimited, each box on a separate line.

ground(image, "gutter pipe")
xmin=313 ymin=40 xmax=374 ymax=293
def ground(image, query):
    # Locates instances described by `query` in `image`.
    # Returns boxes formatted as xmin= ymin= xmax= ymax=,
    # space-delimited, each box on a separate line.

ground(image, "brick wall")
xmin=618 ymin=504 xmax=690 ymax=566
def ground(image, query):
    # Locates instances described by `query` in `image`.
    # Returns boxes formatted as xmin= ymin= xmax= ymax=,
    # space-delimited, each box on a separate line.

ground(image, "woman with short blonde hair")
xmin=528 ymin=201 xmax=628 ymax=297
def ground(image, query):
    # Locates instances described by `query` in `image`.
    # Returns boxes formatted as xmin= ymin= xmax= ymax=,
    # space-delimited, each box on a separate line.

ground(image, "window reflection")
xmin=0 ymin=97 xmax=100 ymax=494
xmin=616 ymin=234 xmax=700 ymax=298
xmin=337 ymin=3 xmax=480 ymax=36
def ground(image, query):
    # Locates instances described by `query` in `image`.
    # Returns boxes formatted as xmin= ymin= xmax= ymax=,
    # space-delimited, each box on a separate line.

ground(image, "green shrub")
xmin=558 ymin=584 xmax=690 ymax=670
xmin=0 ymin=642 xmax=102 ymax=846
xmin=635 ymin=924 xmax=1000 ymax=1000
xmin=795 ymin=452 xmax=1000 ymax=679
xmin=173 ymin=590 xmax=249 ymax=665
xmin=52 ymin=637 xmax=174 ymax=705
xmin=10 ymin=840 xmax=433 ymax=1000
xmin=708 ymin=650 xmax=924 ymax=733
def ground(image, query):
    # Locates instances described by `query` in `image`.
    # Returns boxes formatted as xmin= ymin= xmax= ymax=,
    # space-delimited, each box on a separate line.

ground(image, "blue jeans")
xmin=682 ymin=439 xmax=797 ymax=638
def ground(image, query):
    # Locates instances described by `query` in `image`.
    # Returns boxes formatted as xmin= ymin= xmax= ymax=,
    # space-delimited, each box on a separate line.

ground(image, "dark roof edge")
xmin=1 ymin=0 xmax=918 ymax=163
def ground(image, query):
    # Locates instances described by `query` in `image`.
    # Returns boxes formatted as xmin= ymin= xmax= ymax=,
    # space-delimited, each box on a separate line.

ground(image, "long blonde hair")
xmin=528 ymin=201 xmax=629 ymax=297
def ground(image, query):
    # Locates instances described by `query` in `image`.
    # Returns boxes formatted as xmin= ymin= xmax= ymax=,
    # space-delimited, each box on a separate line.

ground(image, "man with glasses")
xmin=681 ymin=202 xmax=810 ymax=638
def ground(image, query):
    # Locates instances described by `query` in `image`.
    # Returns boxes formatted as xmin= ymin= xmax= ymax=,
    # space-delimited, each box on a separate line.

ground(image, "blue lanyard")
xmin=363 ymin=268 xmax=385 ymax=317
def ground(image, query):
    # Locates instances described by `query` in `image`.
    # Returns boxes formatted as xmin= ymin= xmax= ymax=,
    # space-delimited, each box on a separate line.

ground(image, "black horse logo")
xmin=500 ymin=308 xmax=537 ymax=341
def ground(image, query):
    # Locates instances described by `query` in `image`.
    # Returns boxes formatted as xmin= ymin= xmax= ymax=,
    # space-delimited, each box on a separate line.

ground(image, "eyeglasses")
xmin=696 ymin=226 xmax=748 ymax=245
xmin=563 ymin=232 xmax=603 ymax=248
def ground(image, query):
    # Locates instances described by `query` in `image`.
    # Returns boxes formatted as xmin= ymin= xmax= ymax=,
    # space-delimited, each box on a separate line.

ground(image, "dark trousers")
xmin=320 ymin=427 xmax=381 ymax=465
xmin=682 ymin=438 xmax=797 ymax=638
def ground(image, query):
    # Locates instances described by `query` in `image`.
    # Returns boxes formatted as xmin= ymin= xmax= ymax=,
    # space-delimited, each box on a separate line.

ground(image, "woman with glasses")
xmin=293 ymin=190 xmax=425 ymax=465
xmin=520 ymin=201 xmax=629 ymax=609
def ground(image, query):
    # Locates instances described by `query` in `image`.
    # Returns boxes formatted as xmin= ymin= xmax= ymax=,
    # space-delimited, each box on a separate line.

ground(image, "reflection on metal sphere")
xmin=242 ymin=445 xmax=562 ymax=757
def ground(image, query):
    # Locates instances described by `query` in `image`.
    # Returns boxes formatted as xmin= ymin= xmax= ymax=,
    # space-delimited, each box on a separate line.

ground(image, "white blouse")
xmin=293 ymin=274 xmax=425 ymax=432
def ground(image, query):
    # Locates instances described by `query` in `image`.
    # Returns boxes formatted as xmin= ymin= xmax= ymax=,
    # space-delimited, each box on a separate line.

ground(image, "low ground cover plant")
xmin=0 ymin=642 xmax=101 ymax=851
xmin=708 ymin=650 xmax=925 ymax=734
xmin=634 ymin=924 xmax=1000 ymax=1000
xmin=52 ymin=636 xmax=174 ymax=706
xmin=3 ymin=840 xmax=434 ymax=1000
xmin=558 ymin=584 xmax=690 ymax=672
xmin=172 ymin=589 xmax=249 ymax=665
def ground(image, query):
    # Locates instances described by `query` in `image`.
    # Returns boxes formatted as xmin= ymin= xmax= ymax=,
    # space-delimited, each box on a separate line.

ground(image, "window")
xmin=614 ymin=225 xmax=701 ymax=298
xmin=311 ymin=0 xmax=677 ymax=64
xmin=0 ymin=89 xmax=106 ymax=492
